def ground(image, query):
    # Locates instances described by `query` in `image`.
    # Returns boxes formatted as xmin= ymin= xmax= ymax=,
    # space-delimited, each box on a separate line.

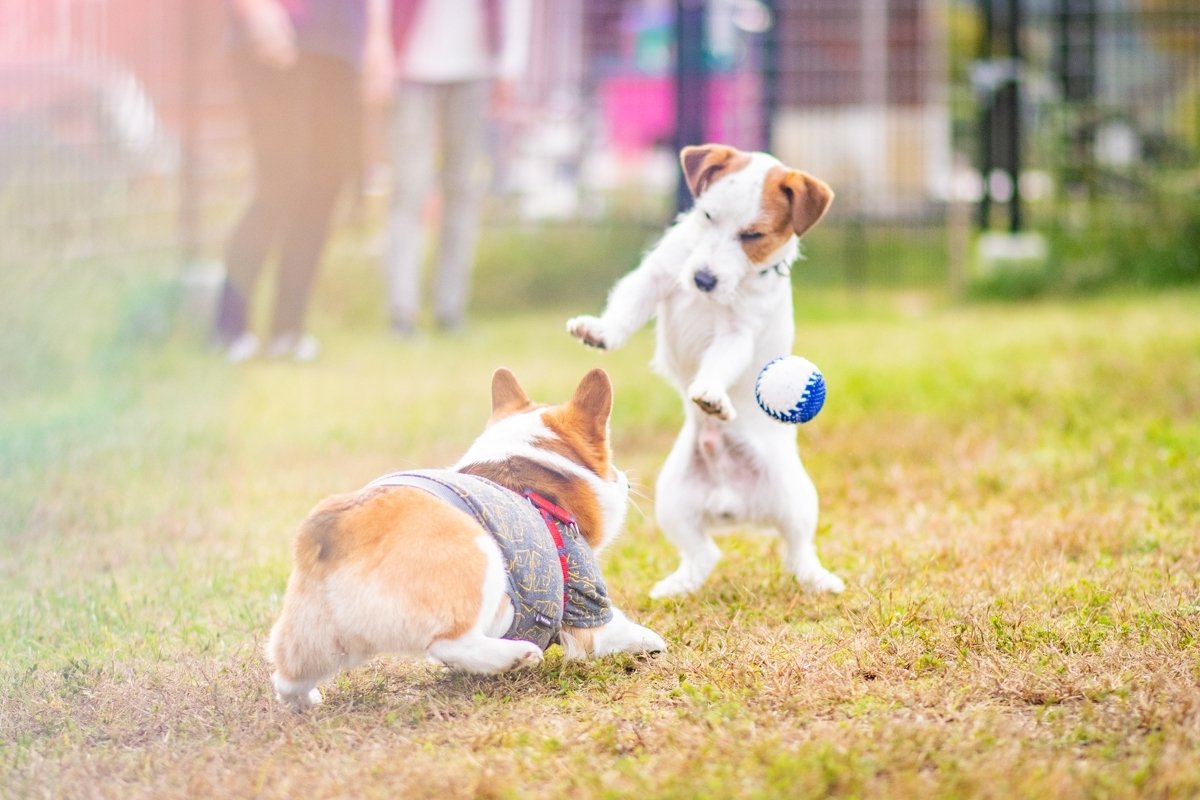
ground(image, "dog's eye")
xmin=739 ymin=230 xmax=765 ymax=242
xmin=703 ymin=211 xmax=714 ymax=223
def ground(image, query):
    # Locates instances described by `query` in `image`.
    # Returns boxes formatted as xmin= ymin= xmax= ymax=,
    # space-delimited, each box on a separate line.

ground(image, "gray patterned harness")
xmin=363 ymin=470 xmax=613 ymax=650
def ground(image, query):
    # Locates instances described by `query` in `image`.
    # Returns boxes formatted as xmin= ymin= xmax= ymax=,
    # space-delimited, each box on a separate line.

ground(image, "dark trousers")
xmin=214 ymin=51 xmax=360 ymax=340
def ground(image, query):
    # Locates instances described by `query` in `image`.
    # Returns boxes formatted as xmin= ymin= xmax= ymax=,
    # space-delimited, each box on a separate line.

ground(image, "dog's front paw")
xmin=566 ymin=315 xmax=610 ymax=350
xmin=688 ymin=383 xmax=736 ymax=421
xmin=793 ymin=565 xmax=846 ymax=594
xmin=650 ymin=570 xmax=704 ymax=599
xmin=621 ymin=623 xmax=666 ymax=656
xmin=650 ymin=548 xmax=720 ymax=599
xmin=589 ymin=611 xmax=667 ymax=658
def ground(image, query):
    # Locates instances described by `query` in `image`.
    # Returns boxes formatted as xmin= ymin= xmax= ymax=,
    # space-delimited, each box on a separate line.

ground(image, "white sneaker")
xmin=224 ymin=332 xmax=259 ymax=363
xmin=266 ymin=332 xmax=319 ymax=362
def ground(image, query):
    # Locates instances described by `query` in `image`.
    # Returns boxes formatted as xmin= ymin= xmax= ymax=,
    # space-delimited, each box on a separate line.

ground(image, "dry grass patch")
xmin=2 ymin=290 xmax=1199 ymax=798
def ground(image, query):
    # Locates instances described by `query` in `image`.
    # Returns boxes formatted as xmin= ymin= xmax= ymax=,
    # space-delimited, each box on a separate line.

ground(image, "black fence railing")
xmin=968 ymin=0 xmax=1200 ymax=229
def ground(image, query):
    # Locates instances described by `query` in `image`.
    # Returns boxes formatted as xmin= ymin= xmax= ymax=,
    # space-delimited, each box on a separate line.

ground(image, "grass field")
xmin=1 ymin=247 xmax=1198 ymax=798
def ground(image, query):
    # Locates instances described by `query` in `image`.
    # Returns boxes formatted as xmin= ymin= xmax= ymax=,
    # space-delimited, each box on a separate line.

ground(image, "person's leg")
xmin=214 ymin=53 xmax=301 ymax=350
xmin=268 ymin=53 xmax=360 ymax=354
xmin=383 ymin=81 xmax=438 ymax=334
xmin=431 ymin=80 xmax=490 ymax=330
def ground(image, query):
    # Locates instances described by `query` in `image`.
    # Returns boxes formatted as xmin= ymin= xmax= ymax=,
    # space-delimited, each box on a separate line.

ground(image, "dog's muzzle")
xmin=693 ymin=269 xmax=718 ymax=292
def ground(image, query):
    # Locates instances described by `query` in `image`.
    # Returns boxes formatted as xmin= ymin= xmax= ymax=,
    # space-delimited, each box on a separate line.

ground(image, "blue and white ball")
xmin=755 ymin=356 xmax=827 ymax=424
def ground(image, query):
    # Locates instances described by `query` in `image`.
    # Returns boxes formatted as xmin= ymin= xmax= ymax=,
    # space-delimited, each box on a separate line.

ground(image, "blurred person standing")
xmin=213 ymin=0 xmax=392 ymax=362
xmin=383 ymin=0 xmax=531 ymax=336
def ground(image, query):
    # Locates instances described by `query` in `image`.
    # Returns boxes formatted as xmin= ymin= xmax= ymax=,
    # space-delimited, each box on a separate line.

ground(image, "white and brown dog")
xmin=567 ymin=144 xmax=844 ymax=598
xmin=267 ymin=368 xmax=665 ymax=710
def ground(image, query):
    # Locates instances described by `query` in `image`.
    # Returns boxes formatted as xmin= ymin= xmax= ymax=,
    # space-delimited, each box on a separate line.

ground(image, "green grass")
xmin=1 ymin=235 xmax=1199 ymax=799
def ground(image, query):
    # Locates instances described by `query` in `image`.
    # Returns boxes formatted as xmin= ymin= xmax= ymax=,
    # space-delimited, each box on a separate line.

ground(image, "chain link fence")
xmin=1 ymin=0 xmax=1196 ymax=288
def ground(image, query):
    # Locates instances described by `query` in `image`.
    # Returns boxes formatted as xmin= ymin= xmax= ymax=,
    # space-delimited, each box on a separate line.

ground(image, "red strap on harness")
xmin=523 ymin=489 xmax=572 ymax=607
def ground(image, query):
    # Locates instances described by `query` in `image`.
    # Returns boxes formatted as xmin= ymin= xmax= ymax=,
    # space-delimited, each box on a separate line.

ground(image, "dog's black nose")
xmin=693 ymin=269 xmax=718 ymax=292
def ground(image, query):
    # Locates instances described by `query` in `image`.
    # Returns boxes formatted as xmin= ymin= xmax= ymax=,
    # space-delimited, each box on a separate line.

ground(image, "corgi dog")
xmin=567 ymin=144 xmax=845 ymax=598
xmin=267 ymin=368 xmax=665 ymax=711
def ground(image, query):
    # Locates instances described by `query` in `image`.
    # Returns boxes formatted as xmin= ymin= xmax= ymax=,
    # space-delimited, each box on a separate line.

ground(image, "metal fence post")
xmin=977 ymin=0 xmax=1025 ymax=233
xmin=760 ymin=0 xmax=778 ymax=154
xmin=675 ymin=0 xmax=708 ymax=213
xmin=1055 ymin=0 xmax=1097 ymax=198
xmin=1005 ymin=0 xmax=1023 ymax=232
xmin=978 ymin=0 xmax=995 ymax=229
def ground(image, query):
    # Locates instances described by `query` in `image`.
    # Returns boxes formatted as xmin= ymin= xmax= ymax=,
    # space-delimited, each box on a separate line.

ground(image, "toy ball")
xmin=755 ymin=356 xmax=826 ymax=424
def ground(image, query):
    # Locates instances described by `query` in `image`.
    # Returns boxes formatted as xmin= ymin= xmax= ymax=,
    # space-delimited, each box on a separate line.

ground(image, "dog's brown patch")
xmin=771 ymin=166 xmax=835 ymax=239
xmin=464 ymin=368 xmax=616 ymax=549
xmin=295 ymin=489 xmax=489 ymax=641
xmin=740 ymin=170 xmax=797 ymax=265
xmin=460 ymin=457 xmax=604 ymax=550
xmin=681 ymin=143 xmax=751 ymax=198
xmin=292 ymin=491 xmax=378 ymax=572
xmin=741 ymin=166 xmax=833 ymax=264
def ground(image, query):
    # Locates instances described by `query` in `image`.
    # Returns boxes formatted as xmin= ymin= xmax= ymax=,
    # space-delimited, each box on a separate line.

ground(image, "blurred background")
xmin=0 ymin=0 xmax=1196 ymax=316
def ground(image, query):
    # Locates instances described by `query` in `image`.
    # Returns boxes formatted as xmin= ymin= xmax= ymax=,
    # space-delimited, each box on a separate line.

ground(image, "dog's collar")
xmin=758 ymin=261 xmax=790 ymax=278
xmin=522 ymin=489 xmax=576 ymax=608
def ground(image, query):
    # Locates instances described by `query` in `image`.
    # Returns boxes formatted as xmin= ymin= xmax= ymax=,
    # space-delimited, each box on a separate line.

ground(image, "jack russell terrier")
xmin=567 ymin=144 xmax=844 ymax=598
xmin=267 ymin=368 xmax=665 ymax=710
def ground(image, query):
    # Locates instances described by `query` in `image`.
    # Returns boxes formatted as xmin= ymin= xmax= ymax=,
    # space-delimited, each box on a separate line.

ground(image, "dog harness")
xmin=363 ymin=469 xmax=613 ymax=650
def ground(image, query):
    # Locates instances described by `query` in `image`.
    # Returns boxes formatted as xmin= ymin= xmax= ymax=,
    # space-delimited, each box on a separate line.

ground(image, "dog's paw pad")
xmin=511 ymin=644 xmax=543 ymax=670
xmin=567 ymin=316 xmax=609 ymax=350
xmin=689 ymin=390 xmax=735 ymax=421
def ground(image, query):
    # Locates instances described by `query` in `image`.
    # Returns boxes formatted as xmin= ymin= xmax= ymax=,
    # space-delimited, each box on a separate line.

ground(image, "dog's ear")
xmin=680 ymin=144 xmax=747 ymax=198
xmin=490 ymin=367 xmax=533 ymax=420
xmin=781 ymin=170 xmax=834 ymax=238
xmin=568 ymin=368 xmax=613 ymax=438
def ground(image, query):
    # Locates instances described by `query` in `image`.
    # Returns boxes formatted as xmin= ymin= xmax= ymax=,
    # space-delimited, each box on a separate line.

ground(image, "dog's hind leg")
xmin=650 ymin=433 xmax=722 ymax=598
xmin=266 ymin=591 xmax=343 ymax=711
xmin=772 ymin=463 xmax=845 ymax=594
